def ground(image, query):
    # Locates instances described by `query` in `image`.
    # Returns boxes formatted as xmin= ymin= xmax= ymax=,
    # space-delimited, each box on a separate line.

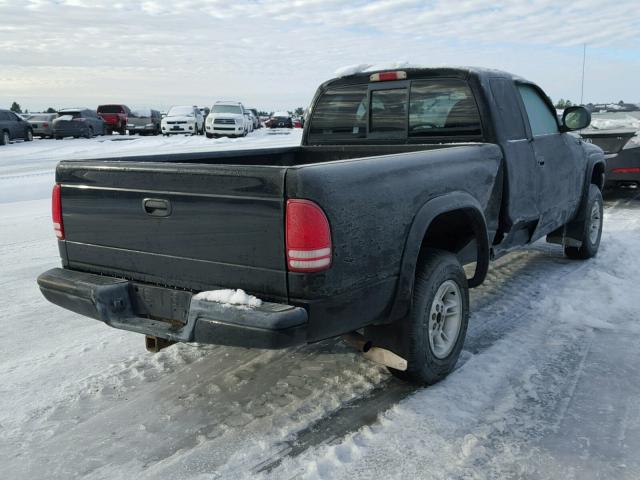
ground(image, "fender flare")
xmin=388 ymin=191 xmax=490 ymax=322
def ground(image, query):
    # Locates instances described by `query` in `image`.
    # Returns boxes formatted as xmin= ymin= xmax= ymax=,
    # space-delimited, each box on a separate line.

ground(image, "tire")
xmin=206 ymin=133 xmax=214 ymax=139
xmin=84 ymin=127 xmax=93 ymax=139
xmin=389 ymin=249 xmax=469 ymax=385
xmin=0 ymin=130 xmax=9 ymax=145
xmin=564 ymin=185 xmax=603 ymax=259
xmin=25 ymin=129 xmax=33 ymax=141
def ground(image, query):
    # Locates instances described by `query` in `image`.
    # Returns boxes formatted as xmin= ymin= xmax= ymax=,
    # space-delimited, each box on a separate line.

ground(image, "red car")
xmin=97 ymin=104 xmax=131 ymax=135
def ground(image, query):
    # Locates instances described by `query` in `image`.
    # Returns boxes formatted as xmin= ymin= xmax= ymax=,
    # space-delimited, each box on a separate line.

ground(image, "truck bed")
xmin=56 ymin=142 xmax=502 ymax=335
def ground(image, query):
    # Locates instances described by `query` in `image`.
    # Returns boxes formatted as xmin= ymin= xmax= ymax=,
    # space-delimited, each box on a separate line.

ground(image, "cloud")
xmin=0 ymin=0 xmax=638 ymax=111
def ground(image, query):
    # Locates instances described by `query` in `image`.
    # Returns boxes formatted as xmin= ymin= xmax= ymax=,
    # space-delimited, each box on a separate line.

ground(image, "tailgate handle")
xmin=143 ymin=198 xmax=172 ymax=217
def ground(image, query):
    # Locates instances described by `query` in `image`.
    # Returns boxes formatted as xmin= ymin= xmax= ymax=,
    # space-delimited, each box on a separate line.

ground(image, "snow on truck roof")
xmin=333 ymin=63 xmax=519 ymax=80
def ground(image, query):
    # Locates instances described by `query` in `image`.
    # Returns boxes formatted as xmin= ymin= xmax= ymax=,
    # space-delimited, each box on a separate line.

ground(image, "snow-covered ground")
xmin=1 ymin=133 xmax=639 ymax=479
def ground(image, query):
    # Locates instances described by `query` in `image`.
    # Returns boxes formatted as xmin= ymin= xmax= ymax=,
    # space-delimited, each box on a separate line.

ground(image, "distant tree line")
xmin=8 ymin=101 xmax=57 ymax=114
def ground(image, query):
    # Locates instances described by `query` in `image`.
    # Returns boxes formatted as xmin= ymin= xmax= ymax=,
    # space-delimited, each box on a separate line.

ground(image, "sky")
xmin=0 ymin=0 xmax=639 ymax=113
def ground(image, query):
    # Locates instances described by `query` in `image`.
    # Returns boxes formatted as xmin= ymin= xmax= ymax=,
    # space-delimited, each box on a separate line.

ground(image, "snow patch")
xmin=334 ymin=62 xmax=427 ymax=78
xmin=334 ymin=64 xmax=373 ymax=77
xmin=193 ymin=289 xmax=262 ymax=308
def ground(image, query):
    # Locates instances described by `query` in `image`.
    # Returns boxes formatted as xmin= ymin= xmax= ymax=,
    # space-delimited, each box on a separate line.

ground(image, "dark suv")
xmin=53 ymin=109 xmax=105 ymax=139
xmin=97 ymin=104 xmax=131 ymax=135
xmin=0 ymin=109 xmax=34 ymax=145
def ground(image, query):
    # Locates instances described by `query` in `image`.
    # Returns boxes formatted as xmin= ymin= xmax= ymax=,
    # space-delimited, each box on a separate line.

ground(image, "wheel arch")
xmin=388 ymin=192 xmax=490 ymax=323
xmin=591 ymin=160 xmax=605 ymax=191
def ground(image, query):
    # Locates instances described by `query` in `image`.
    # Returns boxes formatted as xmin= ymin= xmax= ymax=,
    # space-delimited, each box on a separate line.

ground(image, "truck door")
xmin=488 ymin=78 xmax=540 ymax=242
xmin=516 ymin=84 xmax=582 ymax=238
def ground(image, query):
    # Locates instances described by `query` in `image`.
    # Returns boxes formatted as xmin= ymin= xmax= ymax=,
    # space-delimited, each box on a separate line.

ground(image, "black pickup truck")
xmin=38 ymin=67 xmax=605 ymax=385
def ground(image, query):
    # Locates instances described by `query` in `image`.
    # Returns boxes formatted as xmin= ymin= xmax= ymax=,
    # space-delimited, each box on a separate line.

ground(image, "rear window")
xmin=308 ymin=79 xmax=481 ymax=143
xmin=409 ymin=79 xmax=481 ymax=137
xmin=98 ymin=105 xmax=124 ymax=114
xmin=58 ymin=111 xmax=82 ymax=118
xmin=308 ymin=84 xmax=368 ymax=141
xmin=370 ymin=89 xmax=407 ymax=135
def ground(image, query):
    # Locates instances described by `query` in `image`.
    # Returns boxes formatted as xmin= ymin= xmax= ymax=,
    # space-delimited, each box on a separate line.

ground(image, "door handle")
xmin=142 ymin=198 xmax=172 ymax=217
xmin=537 ymin=156 xmax=545 ymax=166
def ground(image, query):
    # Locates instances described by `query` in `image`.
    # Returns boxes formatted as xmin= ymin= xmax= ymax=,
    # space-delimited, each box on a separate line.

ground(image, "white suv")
xmin=161 ymin=105 xmax=204 ymax=136
xmin=206 ymin=101 xmax=247 ymax=138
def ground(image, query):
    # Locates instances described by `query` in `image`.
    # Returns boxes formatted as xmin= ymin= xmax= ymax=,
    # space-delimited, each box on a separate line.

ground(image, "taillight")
xmin=612 ymin=167 xmax=640 ymax=174
xmin=286 ymin=199 xmax=332 ymax=272
xmin=52 ymin=184 xmax=64 ymax=240
xmin=43 ymin=123 xmax=49 ymax=127
xmin=369 ymin=70 xmax=407 ymax=82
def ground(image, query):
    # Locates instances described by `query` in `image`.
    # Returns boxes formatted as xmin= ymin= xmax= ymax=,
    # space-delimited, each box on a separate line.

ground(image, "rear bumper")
xmin=37 ymin=268 xmax=308 ymax=349
xmin=54 ymin=125 xmax=87 ymax=137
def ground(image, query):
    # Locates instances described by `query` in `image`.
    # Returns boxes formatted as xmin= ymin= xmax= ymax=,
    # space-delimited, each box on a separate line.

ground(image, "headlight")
xmin=235 ymin=119 xmax=243 ymax=125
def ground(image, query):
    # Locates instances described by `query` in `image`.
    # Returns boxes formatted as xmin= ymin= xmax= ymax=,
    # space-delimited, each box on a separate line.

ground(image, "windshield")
xmin=98 ymin=105 xmax=124 ymax=114
xmin=212 ymin=105 xmax=242 ymax=114
xmin=308 ymin=79 xmax=482 ymax=143
xmin=167 ymin=106 xmax=194 ymax=117
xmin=57 ymin=111 xmax=81 ymax=119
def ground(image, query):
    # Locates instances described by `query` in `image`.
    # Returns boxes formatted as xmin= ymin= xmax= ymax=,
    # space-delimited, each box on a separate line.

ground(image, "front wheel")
xmin=25 ymin=129 xmax=33 ymax=141
xmin=389 ymin=249 xmax=469 ymax=385
xmin=565 ymin=185 xmax=603 ymax=260
xmin=0 ymin=130 xmax=9 ymax=145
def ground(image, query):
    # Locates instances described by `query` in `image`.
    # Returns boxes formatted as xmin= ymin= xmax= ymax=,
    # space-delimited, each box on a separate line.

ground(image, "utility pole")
xmin=580 ymin=43 xmax=586 ymax=105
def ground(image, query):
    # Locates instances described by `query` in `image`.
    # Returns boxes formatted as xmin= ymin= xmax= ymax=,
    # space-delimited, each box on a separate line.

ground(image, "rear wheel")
xmin=389 ymin=249 xmax=469 ymax=385
xmin=25 ymin=129 xmax=33 ymax=141
xmin=565 ymin=185 xmax=603 ymax=259
xmin=0 ymin=130 xmax=9 ymax=145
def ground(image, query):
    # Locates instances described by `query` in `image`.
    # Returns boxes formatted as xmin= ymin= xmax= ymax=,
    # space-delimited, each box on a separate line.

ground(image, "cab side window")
xmin=517 ymin=84 xmax=559 ymax=136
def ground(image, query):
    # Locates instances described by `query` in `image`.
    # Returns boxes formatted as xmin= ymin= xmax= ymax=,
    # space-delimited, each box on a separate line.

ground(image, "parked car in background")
xmin=243 ymin=110 xmax=254 ymax=133
xmin=28 ymin=113 xmax=58 ymax=138
xmin=127 ymin=109 xmax=161 ymax=135
xmin=53 ymin=108 xmax=105 ymax=139
xmin=161 ymin=106 xmax=204 ymax=136
xmin=206 ymin=101 xmax=247 ymax=138
xmin=97 ymin=104 xmax=131 ymax=135
xmin=0 ymin=109 xmax=34 ymax=145
xmin=269 ymin=111 xmax=293 ymax=128
xmin=246 ymin=108 xmax=261 ymax=129
xmin=293 ymin=117 xmax=303 ymax=128
xmin=579 ymin=112 xmax=640 ymax=188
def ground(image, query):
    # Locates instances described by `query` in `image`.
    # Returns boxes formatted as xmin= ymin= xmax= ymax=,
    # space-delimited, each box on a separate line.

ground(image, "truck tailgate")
xmin=56 ymin=161 xmax=288 ymax=301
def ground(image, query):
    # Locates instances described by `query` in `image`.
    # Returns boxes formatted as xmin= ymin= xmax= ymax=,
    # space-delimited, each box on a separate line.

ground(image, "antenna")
xmin=580 ymin=44 xmax=587 ymax=105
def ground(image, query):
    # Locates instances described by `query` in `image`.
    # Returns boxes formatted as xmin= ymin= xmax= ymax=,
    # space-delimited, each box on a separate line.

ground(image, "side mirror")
xmin=562 ymin=106 xmax=591 ymax=131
